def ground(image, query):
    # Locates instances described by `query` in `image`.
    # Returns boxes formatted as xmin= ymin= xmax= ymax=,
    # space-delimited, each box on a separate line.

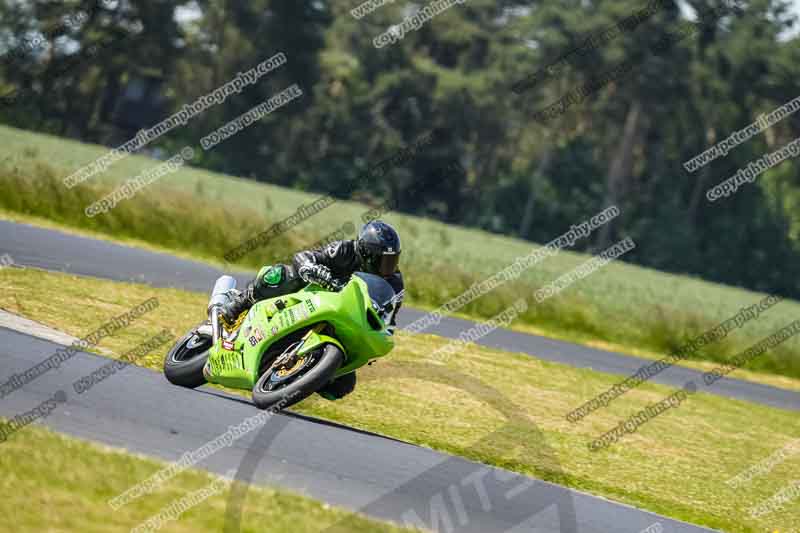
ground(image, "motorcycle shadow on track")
xmin=220 ymin=359 xmax=579 ymax=533
xmin=190 ymin=384 xmax=413 ymax=446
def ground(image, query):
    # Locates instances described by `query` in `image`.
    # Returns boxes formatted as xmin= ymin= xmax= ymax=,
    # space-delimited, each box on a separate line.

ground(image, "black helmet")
xmin=356 ymin=220 xmax=401 ymax=278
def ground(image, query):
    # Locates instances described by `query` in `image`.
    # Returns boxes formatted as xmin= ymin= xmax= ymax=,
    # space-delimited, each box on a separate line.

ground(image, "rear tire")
xmin=164 ymin=329 xmax=211 ymax=388
xmin=252 ymin=344 xmax=344 ymax=410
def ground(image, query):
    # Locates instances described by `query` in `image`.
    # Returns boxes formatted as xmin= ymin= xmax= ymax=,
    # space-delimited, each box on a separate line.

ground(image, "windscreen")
xmin=353 ymin=271 xmax=396 ymax=316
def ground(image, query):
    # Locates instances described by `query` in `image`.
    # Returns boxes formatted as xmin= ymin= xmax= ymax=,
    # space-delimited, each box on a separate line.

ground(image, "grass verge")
xmin=2 ymin=267 xmax=799 ymax=532
xmin=2 ymin=124 xmax=800 ymax=380
xmin=0 ymin=423 xmax=416 ymax=533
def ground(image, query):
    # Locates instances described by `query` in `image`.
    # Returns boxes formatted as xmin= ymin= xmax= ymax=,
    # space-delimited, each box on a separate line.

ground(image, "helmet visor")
xmin=378 ymin=253 xmax=400 ymax=277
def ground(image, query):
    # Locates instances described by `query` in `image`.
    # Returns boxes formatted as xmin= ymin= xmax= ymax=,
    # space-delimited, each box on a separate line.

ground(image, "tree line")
xmin=2 ymin=0 xmax=799 ymax=298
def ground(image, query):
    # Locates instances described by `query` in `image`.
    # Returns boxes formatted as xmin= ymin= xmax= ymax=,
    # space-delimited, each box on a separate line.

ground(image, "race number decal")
xmin=248 ymin=328 xmax=265 ymax=346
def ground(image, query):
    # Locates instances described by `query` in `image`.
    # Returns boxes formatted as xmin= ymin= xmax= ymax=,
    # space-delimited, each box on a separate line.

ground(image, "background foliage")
xmin=1 ymin=0 xmax=799 ymax=299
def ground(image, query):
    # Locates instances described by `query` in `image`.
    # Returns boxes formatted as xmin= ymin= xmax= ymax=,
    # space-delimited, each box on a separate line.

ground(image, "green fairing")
xmin=204 ymin=275 xmax=394 ymax=390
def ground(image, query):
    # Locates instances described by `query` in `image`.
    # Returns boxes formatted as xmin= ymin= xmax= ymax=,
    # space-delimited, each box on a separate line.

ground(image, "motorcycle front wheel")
xmin=251 ymin=343 xmax=343 ymax=410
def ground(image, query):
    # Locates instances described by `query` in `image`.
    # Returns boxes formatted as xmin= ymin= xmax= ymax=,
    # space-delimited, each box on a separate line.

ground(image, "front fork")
xmin=265 ymin=323 xmax=330 ymax=377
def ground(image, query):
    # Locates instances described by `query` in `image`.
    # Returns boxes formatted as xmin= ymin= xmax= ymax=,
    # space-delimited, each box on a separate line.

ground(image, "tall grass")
xmin=1 ymin=124 xmax=799 ymax=378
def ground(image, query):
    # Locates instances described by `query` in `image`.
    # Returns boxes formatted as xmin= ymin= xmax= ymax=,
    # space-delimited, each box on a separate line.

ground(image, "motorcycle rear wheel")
xmin=164 ymin=328 xmax=211 ymax=388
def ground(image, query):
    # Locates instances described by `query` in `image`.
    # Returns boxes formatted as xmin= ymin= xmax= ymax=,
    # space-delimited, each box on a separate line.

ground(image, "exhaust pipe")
xmin=208 ymin=275 xmax=237 ymax=346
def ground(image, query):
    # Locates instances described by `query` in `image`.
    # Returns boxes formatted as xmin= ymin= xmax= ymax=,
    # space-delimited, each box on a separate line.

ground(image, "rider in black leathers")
xmin=221 ymin=220 xmax=404 ymax=400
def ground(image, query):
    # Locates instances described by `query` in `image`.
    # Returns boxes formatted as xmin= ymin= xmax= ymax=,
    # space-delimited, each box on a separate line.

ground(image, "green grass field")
xmin=0 ymin=422 xmax=416 ymax=533
xmin=2 ymin=124 xmax=800 ymax=382
xmin=2 ymin=266 xmax=799 ymax=532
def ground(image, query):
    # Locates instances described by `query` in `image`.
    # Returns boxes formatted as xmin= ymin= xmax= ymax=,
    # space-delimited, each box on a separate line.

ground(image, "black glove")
xmin=298 ymin=264 xmax=343 ymax=291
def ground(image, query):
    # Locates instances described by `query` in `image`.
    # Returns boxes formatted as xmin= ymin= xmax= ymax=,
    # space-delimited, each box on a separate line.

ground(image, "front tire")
xmin=164 ymin=329 xmax=211 ymax=388
xmin=252 ymin=344 xmax=344 ymax=410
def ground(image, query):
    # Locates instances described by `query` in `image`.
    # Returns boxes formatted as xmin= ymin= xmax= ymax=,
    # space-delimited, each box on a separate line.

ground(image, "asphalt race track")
xmin=1 ymin=220 xmax=798 ymax=412
xmin=0 ymin=328 xmax=716 ymax=532
xmin=1 ymin=219 xmax=794 ymax=531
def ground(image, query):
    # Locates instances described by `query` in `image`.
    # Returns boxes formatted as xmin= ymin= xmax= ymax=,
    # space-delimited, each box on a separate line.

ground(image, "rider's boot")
xmin=318 ymin=372 xmax=357 ymax=401
xmin=220 ymin=283 xmax=256 ymax=324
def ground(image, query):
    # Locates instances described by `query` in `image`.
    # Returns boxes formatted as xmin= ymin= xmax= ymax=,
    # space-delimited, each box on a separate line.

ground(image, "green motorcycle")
xmin=163 ymin=272 xmax=396 ymax=410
